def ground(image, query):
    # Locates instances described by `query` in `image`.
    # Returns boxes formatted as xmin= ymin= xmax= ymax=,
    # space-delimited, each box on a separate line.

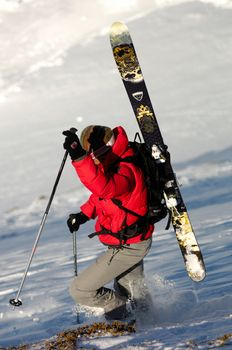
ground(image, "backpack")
xmin=111 ymin=135 xmax=172 ymax=228
xmin=88 ymin=136 xmax=172 ymax=244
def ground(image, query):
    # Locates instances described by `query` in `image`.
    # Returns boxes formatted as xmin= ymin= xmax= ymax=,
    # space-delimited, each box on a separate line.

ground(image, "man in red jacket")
xmin=63 ymin=125 xmax=154 ymax=320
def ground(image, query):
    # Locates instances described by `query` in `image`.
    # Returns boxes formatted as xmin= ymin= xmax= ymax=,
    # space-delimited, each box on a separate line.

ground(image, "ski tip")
xmin=110 ymin=21 xmax=128 ymax=35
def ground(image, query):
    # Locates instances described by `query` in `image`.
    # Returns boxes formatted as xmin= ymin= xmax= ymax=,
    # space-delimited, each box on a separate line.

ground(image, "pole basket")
xmin=9 ymin=298 xmax=22 ymax=307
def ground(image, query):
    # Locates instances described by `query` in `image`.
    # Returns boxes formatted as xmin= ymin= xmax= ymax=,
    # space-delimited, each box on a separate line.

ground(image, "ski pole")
xmin=72 ymin=230 xmax=78 ymax=277
xmin=9 ymin=128 xmax=77 ymax=307
xmin=72 ymin=226 xmax=80 ymax=323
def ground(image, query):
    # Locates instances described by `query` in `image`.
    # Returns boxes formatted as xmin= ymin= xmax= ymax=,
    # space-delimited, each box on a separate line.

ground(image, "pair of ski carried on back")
xmin=110 ymin=21 xmax=206 ymax=282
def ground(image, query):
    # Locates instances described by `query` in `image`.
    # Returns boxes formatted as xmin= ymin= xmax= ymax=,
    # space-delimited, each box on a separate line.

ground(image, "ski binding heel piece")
xmin=151 ymin=144 xmax=166 ymax=163
xmin=164 ymin=180 xmax=179 ymax=209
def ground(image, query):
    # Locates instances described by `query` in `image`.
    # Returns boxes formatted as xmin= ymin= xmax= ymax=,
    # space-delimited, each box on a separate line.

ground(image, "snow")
xmin=0 ymin=0 xmax=232 ymax=349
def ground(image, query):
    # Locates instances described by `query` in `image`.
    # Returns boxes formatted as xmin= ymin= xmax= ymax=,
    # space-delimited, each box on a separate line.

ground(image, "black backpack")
xmin=111 ymin=136 xmax=172 ymax=229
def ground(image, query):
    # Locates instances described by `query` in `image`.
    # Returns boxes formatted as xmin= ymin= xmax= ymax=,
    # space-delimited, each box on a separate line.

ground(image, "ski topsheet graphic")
xmin=110 ymin=21 xmax=206 ymax=282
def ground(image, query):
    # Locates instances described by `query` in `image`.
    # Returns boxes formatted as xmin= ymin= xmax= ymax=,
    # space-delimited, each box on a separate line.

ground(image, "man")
xmin=63 ymin=125 xmax=154 ymax=320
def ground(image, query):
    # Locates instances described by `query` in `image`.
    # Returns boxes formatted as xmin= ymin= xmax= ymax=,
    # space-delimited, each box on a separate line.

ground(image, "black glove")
xmin=88 ymin=126 xmax=107 ymax=151
xmin=67 ymin=212 xmax=89 ymax=233
xmin=63 ymin=129 xmax=86 ymax=160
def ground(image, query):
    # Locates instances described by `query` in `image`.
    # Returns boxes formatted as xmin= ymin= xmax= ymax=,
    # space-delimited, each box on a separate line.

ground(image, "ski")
xmin=110 ymin=21 xmax=206 ymax=282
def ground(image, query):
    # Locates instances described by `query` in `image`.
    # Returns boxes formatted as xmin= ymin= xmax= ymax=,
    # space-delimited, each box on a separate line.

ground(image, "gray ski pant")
xmin=69 ymin=237 xmax=152 ymax=318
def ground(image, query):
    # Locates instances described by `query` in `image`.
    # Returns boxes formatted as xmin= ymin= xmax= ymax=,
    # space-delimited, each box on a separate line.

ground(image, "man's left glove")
xmin=67 ymin=212 xmax=89 ymax=233
xmin=63 ymin=130 xmax=86 ymax=160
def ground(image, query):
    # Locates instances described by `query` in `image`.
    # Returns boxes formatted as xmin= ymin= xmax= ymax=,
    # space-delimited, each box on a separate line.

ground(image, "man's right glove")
xmin=67 ymin=212 xmax=89 ymax=233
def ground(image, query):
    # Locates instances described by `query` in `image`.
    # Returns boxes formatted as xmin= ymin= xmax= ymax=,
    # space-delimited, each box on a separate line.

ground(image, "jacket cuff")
xmin=71 ymin=153 xmax=87 ymax=162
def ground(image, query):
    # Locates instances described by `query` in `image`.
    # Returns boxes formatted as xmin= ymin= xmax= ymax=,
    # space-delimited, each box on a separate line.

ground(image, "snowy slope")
xmin=1 ymin=148 xmax=232 ymax=349
xmin=0 ymin=0 xmax=232 ymax=349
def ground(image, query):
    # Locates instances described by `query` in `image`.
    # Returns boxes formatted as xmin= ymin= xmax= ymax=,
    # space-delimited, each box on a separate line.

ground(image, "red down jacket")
xmin=72 ymin=126 xmax=154 ymax=246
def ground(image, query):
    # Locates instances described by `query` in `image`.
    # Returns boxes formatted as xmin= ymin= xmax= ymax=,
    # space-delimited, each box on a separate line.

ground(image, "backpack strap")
xmin=111 ymin=198 xmax=149 ymax=241
xmin=88 ymin=216 xmax=149 ymax=244
xmin=111 ymin=198 xmax=144 ymax=219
